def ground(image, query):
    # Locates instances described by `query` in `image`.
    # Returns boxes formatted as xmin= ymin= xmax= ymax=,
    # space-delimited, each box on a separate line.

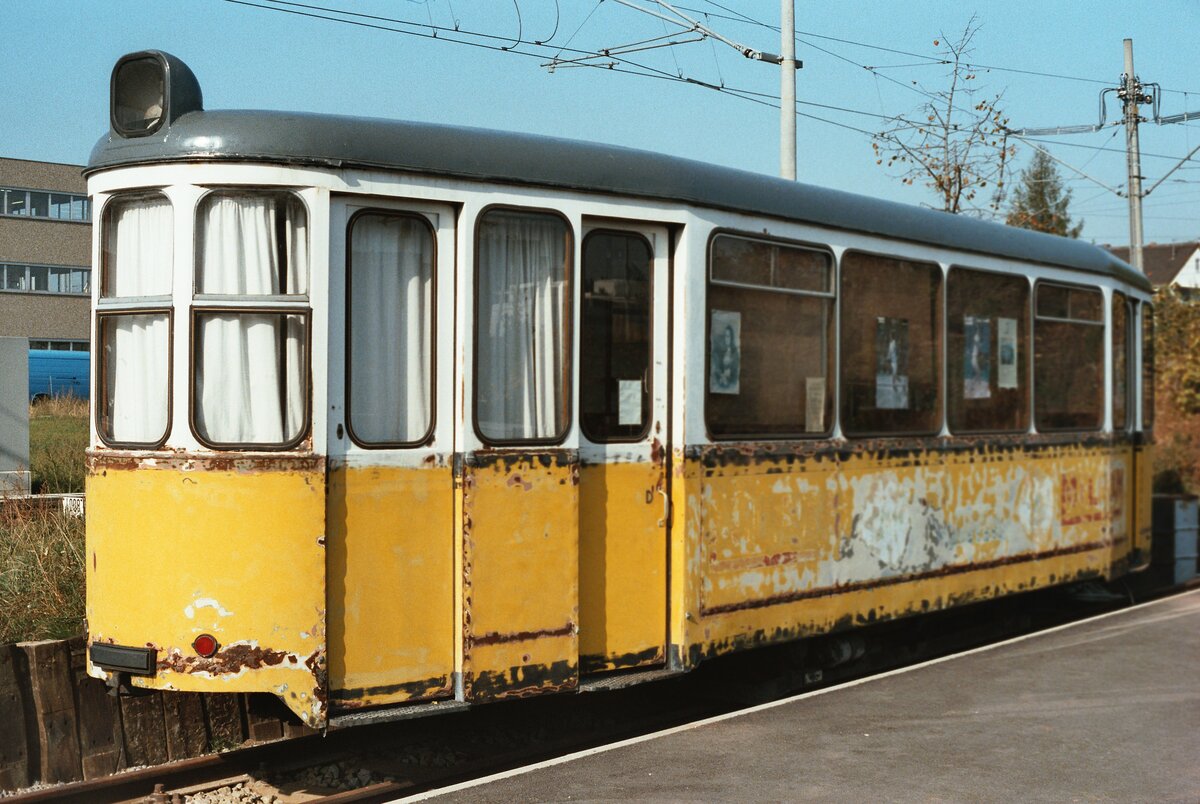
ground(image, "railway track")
xmin=5 ymin=581 xmax=1168 ymax=804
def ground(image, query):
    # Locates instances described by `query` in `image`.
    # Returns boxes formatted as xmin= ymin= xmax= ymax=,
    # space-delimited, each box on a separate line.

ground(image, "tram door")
xmin=578 ymin=223 xmax=671 ymax=674
xmin=325 ymin=197 xmax=458 ymax=710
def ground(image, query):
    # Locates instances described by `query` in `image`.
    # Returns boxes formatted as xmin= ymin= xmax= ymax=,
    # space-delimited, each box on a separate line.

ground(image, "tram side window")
xmin=475 ymin=209 xmax=571 ymax=443
xmin=1142 ymin=303 xmax=1155 ymax=431
xmin=840 ymin=252 xmax=942 ymax=435
xmin=947 ymin=268 xmax=1029 ymax=433
xmin=1112 ymin=293 xmax=1131 ymax=431
xmin=347 ymin=212 xmax=435 ymax=446
xmin=1034 ymin=283 xmax=1103 ymax=431
xmin=193 ymin=191 xmax=310 ymax=447
xmin=580 ymin=231 xmax=652 ymax=442
xmin=97 ymin=193 xmax=173 ymax=446
xmin=705 ymin=234 xmax=834 ymax=438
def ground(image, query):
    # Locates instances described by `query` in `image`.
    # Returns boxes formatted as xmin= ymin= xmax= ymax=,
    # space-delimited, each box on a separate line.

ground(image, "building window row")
xmin=1 ymin=187 xmax=91 ymax=222
xmin=30 ymin=339 xmax=89 ymax=352
xmin=1 ymin=262 xmax=91 ymax=294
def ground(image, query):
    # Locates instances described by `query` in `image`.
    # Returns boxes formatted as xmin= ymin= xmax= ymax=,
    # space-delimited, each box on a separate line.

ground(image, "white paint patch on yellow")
xmin=184 ymin=598 xmax=235 ymax=619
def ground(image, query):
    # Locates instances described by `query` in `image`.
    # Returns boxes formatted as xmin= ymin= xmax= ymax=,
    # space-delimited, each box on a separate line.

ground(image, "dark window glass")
xmin=1112 ymin=293 xmax=1131 ymax=431
xmin=840 ymin=252 xmax=942 ymax=435
xmin=947 ymin=268 xmax=1029 ymax=433
xmin=28 ymin=265 xmax=48 ymax=292
xmin=706 ymin=234 xmax=834 ymax=438
xmin=4 ymin=190 xmax=27 ymax=216
xmin=1142 ymin=303 xmax=1155 ymax=431
xmin=1034 ymin=283 xmax=1103 ymax=431
xmin=1 ymin=264 xmax=25 ymax=290
xmin=580 ymin=231 xmax=652 ymax=442
xmin=49 ymin=194 xmax=73 ymax=220
xmin=475 ymin=209 xmax=571 ymax=443
xmin=28 ymin=192 xmax=49 ymax=218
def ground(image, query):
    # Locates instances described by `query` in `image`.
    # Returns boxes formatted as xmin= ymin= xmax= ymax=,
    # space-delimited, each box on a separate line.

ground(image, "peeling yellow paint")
xmin=85 ymin=455 xmax=328 ymax=726
xmin=327 ymin=463 xmax=454 ymax=708
xmin=579 ymin=460 xmax=666 ymax=672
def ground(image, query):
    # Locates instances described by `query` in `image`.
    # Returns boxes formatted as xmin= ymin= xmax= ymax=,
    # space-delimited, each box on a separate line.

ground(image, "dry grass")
xmin=0 ymin=505 xmax=86 ymax=643
xmin=29 ymin=397 xmax=88 ymax=494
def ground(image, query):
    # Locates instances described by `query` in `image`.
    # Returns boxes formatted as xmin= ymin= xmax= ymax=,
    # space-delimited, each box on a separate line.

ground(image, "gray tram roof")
xmin=88 ymin=108 xmax=1149 ymax=292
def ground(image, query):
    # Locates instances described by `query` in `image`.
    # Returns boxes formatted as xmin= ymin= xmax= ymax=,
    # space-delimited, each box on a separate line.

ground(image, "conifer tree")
xmin=1006 ymin=150 xmax=1083 ymax=238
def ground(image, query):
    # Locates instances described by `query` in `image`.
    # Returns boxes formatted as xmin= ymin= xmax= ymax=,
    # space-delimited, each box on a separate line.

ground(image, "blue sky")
xmin=3 ymin=1 xmax=1198 ymax=245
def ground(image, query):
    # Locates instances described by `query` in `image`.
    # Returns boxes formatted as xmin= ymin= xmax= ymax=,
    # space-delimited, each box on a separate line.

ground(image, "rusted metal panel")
xmin=86 ymin=452 xmax=328 ymax=727
xmin=327 ymin=464 xmax=455 ymax=711
xmin=578 ymin=461 xmax=667 ymax=674
xmin=688 ymin=438 xmax=1137 ymax=661
xmin=462 ymin=450 xmax=580 ymax=702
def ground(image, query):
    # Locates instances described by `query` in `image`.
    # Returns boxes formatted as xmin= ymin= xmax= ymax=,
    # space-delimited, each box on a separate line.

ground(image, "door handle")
xmin=657 ymin=487 xmax=671 ymax=528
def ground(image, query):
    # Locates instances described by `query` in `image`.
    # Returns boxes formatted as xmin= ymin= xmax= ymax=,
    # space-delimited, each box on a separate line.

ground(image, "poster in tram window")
xmin=710 ymin=310 xmax=741 ymax=395
xmin=875 ymin=316 xmax=909 ymax=410
xmin=997 ymin=317 xmax=1018 ymax=389
xmin=964 ymin=315 xmax=992 ymax=400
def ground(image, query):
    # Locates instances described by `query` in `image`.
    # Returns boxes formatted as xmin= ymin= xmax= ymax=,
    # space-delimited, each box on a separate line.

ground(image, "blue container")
xmin=28 ymin=349 xmax=90 ymax=402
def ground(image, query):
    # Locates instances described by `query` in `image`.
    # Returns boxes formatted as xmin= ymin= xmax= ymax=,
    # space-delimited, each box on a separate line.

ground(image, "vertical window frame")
xmin=471 ymin=204 xmax=574 ymax=447
xmin=1141 ymin=301 xmax=1155 ymax=433
xmin=344 ymin=207 xmax=438 ymax=449
xmin=1111 ymin=291 xmax=1133 ymax=433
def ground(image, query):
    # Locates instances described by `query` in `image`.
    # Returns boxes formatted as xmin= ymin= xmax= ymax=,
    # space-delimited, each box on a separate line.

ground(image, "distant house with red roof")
xmin=1106 ymin=241 xmax=1200 ymax=292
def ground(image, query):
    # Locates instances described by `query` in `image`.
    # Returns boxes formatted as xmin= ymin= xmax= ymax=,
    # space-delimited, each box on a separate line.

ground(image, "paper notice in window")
xmin=618 ymin=379 xmax=642 ymax=426
xmin=997 ymin=317 xmax=1018 ymax=389
xmin=806 ymin=377 xmax=826 ymax=432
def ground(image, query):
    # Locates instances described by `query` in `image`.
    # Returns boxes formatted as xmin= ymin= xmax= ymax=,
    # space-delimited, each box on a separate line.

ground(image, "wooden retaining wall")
xmin=0 ymin=637 xmax=313 ymax=791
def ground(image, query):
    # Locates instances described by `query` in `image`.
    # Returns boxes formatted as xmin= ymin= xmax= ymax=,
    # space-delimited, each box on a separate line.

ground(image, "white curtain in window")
xmin=197 ymin=194 xmax=308 ymax=294
xmin=105 ymin=196 xmax=172 ymax=296
xmin=349 ymin=215 xmax=433 ymax=443
xmin=477 ymin=211 xmax=568 ymax=441
xmin=106 ymin=313 xmax=169 ymax=443
xmin=103 ymin=195 xmax=172 ymax=444
xmin=194 ymin=193 xmax=308 ymax=444
xmin=196 ymin=313 xmax=306 ymax=444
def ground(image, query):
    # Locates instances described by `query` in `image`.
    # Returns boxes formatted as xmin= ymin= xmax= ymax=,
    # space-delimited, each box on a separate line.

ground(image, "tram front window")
xmin=97 ymin=193 xmax=173 ymax=447
xmin=193 ymin=191 xmax=310 ymax=447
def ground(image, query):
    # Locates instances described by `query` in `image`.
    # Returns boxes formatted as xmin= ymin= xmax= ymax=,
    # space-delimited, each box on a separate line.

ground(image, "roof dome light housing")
xmin=110 ymin=50 xmax=203 ymax=139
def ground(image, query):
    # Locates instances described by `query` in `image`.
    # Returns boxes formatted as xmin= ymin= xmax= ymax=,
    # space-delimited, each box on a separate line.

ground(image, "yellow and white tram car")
xmin=85 ymin=52 xmax=1155 ymax=728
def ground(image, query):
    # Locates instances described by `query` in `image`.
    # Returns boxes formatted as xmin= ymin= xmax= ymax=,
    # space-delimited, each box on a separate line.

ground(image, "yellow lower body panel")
xmin=578 ymin=460 xmax=667 ymax=673
xmin=85 ymin=453 xmax=328 ymax=726
xmin=462 ymin=452 xmax=579 ymax=701
xmin=327 ymin=463 xmax=454 ymax=710
xmin=684 ymin=440 xmax=1139 ymax=662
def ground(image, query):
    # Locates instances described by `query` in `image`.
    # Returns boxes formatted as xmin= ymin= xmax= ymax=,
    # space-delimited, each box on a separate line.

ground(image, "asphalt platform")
xmin=412 ymin=589 xmax=1200 ymax=802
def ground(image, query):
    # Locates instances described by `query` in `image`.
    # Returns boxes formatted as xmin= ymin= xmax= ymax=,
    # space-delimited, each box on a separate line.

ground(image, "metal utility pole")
xmin=780 ymin=0 xmax=796 ymax=180
xmin=1120 ymin=38 xmax=1146 ymax=273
